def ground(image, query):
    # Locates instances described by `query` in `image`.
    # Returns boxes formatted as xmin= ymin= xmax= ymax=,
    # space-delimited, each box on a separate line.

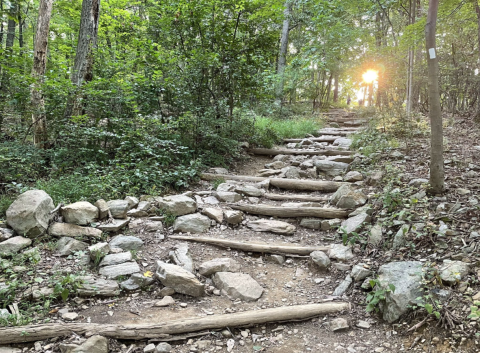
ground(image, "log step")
xmin=229 ymin=203 xmax=349 ymax=219
xmin=247 ymin=148 xmax=352 ymax=156
xmin=264 ymin=193 xmax=329 ymax=202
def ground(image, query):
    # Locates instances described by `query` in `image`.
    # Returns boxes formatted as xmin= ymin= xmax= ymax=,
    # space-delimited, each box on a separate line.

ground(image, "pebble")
xmin=180 ymin=303 xmax=188 ymax=308
xmin=61 ymin=312 xmax=78 ymax=321
xmin=357 ymin=320 xmax=371 ymax=329
xmin=144 ymin=343 xmax=156 ymax=353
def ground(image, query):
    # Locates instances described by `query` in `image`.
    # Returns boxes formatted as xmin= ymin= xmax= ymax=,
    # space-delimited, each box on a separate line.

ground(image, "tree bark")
xmin=65 ymin=0 xmax=100 ymax=117
xmin=0 ymin=303 xmax=350 ymax=344
xmin=406 ymin=0 xmax=416 ymax=115
xmin=264 ymin=193 xmax=329 ymax=202
xmin=31 ymin=0 xmax=54 ymax=148
xmin=247 ymin=148 xmax=352 ymax=156
xmin=6 ymin=2 xmax=17 ymax=48
xmin=475 ymin=2 xmax=480 ymax=119
xmin=170 ymin=236 xmax=330 ymax=255
xmin=275 ymin=1 xmax=291 ymax=107
xmin=333 ymin=72 xmax=339 ymax=103
xmin=425 ymin=0 xmax=444 ymax=193
xmin=229 ymin=203 xmax=348 ymax=218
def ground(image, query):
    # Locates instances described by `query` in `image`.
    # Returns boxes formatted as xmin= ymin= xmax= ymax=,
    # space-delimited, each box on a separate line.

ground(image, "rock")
xmin=198 ymin=258 xmax=241 ymax=276
xmin=224 ymin=210 xmax=243 ymax=225
xmin=156 ymin=195 xmax=197 ymax=216
xmin=368 ymin=224 xmax=383 ymax=246
xmin=155 ymin=343 xmax=172 ymax=353
xmin=366 ymin=171 xmax=383 ymax=186
xmin=202 ymin=208 xmax=224 ymax=223
xmin=99 ymin=262 xmax=141 ymax=279
xmin=377 ymin=261 xmax=424 ymax=323
xmin=257 ymin=169 xmax=282 ymax=177
xmin=127 ymin=201 xmax=152 ymax=217
xmin=173 ymin=213 xmax=211 ymax=233
xmin=314 ymin=160 xmax=349 ymax=176
xmin=235 ymin=185 xmax=265 ymax=198
xmin=62 ymin=201 xmax=98 ymax=225
xmin=340 ymin=213 xmax=370 ymax=235
xmin=155 ymin=261 xmax=205 ymax=297
xmin=169 ymin=243 xmax=194 ymax=272
xmin=62 ymin=312 xmax=78 ymax=321
xmin=409 ymin=178 xmax=429 ymax=187
xmin=144 ymin=344 xmax=156 ymax=353
xmin=144 ymin=221 xmax=163 ymax=232
xmin=71 ymin=335 xmax=108 ymax=353
xmin=97 ymin=219 xmax=130 ymax=232
xmin=344 ymin=171 xmax=363 ymax=182
xmin=351 ymin=264 xmax=372 ymax=282
xmin=0 ymin=228 xmax=14 ymax=241
xmin=247 ymin=220 xmax=296 ymax=235
xmin=56 ymin=237 xmax=88 ymax=256
xmin=209 ymin=167 xmax=229 ymax=174
xmin=120 ymin=273 xmax=155 ymax=291
xmin=392 ymin=225 xmax=409 ymax=250
xmin=333 ymin=138 xmax=352 ymax=148
xmin=125 ymin=196 xmax=139 ymax=209
xmin=213 ymin=272 xmax=263 ymax=302
xmin=213 ymin=191 xmax=242 ymax=203
xmin=320 ymin=218 xmax=342 ymax=231
xmin=333 ymin=275 xmax=352 ymax=296
xmin=356 ymin=320 xmax=371 ymax=329
xmin=300 ymin=218 xmax=321 ymax=229
xmin=154 ymin=295 xmax=176 ymax=307
xmin=273 ymin=154 xmax=290 ymax=162
xmin=6 ymin=190 xmax=54 ymax=238
xmin=282 ymin=166 xmax=301 ymax=179
xmin=94 ymin=199 xmax=109 ymax=220
xmin=390 ymin=150 xmax=404 ymax=159
xmin=88 ymin=242 xmax=110 ymax=260
xmin=159 ymin=287 xmax=176 ymax=297
xmin=328 ymin=244 xmax=354 ymax=262
xmin=330 ymin=185 xmax=367 ymax=209
xmin=333 ymin=263 xmax=351 ymax=271
xmin=106 ymin=200 xmax=130 ymax=219
xmin=457 ymin=188 xmax=470 ymax=195
xmin=48 ymin=222 xmax=102 ymax=239
xmin=0 ymin=348 xmax=21 ymax=353
xmin=203 ymin=196 xmax=220 ymax=205
xmin=99 ymin=252 xmax=132 ymax=267
xmin=439 ymin=260 xmax=470 ymax=285
xmin=109 ymin=235 xmax=144 ymax=251
xmin=310 ymin=251 xmax=330 ymax=270
xmin=270 ymin=254 xmax=285 ymax=265
xmin=77 ymin=277 xmax=120 ymax=297
xmin=329 ymin=318 xmax=349 ymax=332
xmin=0 ymin=236 xmax=32 ymax=256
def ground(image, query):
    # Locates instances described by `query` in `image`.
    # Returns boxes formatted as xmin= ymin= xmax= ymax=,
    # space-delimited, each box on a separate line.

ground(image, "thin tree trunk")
xmin=6 ymin=3 xmax=17 ymax=48
xmin=333 ymin=72 xmax=339 ymax=103
xmin=406 ymin=0 xmax=416 ymax=115
xmin=275 ymin=1 xmax=291 ymax=107
xmin=0 ymin=1 xmax=4 ymax=46
xmin=425 ymin=0 xmax=444 ymax=193
xmin=31 ymin=0 xmax=54 ymax=148
xmin=65 ymin=0 xmax=101 ymax=118
xmin=475 ymin=2 xmax=480 ymax=119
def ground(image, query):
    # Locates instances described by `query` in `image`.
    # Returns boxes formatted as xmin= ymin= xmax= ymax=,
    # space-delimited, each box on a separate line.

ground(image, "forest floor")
xmin=1 ymin=109 xmax=480 ymax=353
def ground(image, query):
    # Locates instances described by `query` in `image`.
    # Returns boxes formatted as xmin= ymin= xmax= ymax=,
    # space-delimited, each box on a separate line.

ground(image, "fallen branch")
xmin=201 ymin=173 xmax=345 ymax=192
xmin=283 ymin=136 xmax=338 ymax=143
xmin=264 ymin=193 xmax=329 ymax=202
xmin=247 ymin=148 xmax=352 ymax=156
xmin=169 ymin=235 xmax=330 ymax=255
xmin=229 ymin=203 xmax=348 ymax=219
xmin=0 ymin=303 xmax=350 ymax=344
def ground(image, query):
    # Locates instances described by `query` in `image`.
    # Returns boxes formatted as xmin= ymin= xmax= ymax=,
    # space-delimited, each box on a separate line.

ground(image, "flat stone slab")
xmin=198 ymin=258 xmax=241 ymax=276
xmin=202 ymin=208 xmax=223 ymax=223
xmin=99 ymin=261 xmax=141 ymax=279
xmin=77 ymin=277 xmax=120 ymax=297
xmin=56 ymin=237 xmax=88 ymax=257
xmin=212 ymin=272 xmax=264 ymax=302
xmin=173 ymin=213 xmax=211 ymax=233
xmin=0 ymin=236 xmax=32 ymax=256
xmin=155 ymin=261 xmax=205 ymax=297
xmin=97 ymin=219 xmax=130 ymax=232
xmin=109 ymin=235 xmax=143 ymax=251
xmin=99 ymin=252 xmax=132 ymax=267
xmin=48 ymin=222 xmax=102 ymax=239
xmin=247 ymin=220 xmax=296 ymax=235
xmin=169 ymin=243 xmax=194 ymax=272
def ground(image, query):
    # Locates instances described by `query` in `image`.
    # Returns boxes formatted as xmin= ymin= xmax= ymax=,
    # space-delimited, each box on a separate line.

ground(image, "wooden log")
xmin=247 ymin=148 xmax=352 ymax=156
xmin=200 ymin=173 xmax=346 ymax=192
xmin=283 ymin=136 xmax=338 ymax=143
xmin=169 ymin=235 xmax=330 ymax=254
xmin=264 ymin=193 xmax=329 ymax=202
xmin=0 ymin=303 xmax=350 ymax=344
xmin=229 ymin=203 xmax=348 ymax=219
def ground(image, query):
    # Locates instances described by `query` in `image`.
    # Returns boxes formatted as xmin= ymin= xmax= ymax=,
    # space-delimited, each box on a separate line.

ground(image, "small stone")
xmin=351 ymin=264 xmax=372 ymax=282
xmin=224 ymin=210 xmax=243 ymax=225
xmin=159 ymin=287 xmax=176 ymax=297
xmin=333 ymin=275 xmax=352 ymax=296
xmin=439 ymin=260 xmax=470 ymax=285
xmin=144 ymin=344 xmax=156 ymax=353
xmin=344 ymin=171 xmax=363 ymax=182
xmin=330 ymin=318 xmax=349 ymax=331
xmin=356 ymin=320 xmax=370 ymax=329
xmin=95 ymin=199 xmax=110 ymax=219
xmin=328 ymin=244 xmax=354 ymax=262
xmin=310 ymin=251 xmax=330 ymax=270
xmin=154 ymin=296 xmax=176 ymax=307
xmin=202 ymin=208 xmax=224 ymax=223
xmin=61 ymin=312 xmax=78 ymax=321
xmin=198 ymin=258 xmax=240 ymax=276
xmin=270 ymin=255 xmax=285 ymax=265
xmin=99 ymin=262 xmax=141 ymax=279
xmin=109 ymin=235 xmax=144 ymax=251
xmin=97 ymin=218 xmax=130 ymax=232
xmin=155 ymin=343 xmax=172 ymax=353
xmin=333 ymin=263 xmax=351 ymax=271
xmin=107 ymin=200 xmax=130 ymax=219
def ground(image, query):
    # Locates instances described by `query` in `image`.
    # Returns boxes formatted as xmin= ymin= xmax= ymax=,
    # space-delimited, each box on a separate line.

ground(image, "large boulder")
xmin=377 ymin=261 xmax=424 ymax=323
xmin=48 ymin=222 xmax=102 ymax=239
xmin=173 ymin=213 xmax=211 ymax=233
xmin=198 ymin=258 xmax=241 ymax=276
xmin=0 ymin=236 xmax=32 ymax=257
xmin=156 ymin=195 xmax=196 ymax=216
xmin=62 ymin=201 xmax=98 ymax=225
xmin=6 ymin=190 xmax=54 ymax=238
xmin=314 ymin=160 xmax=349 ymax=177
xmin=155 ymin=261 xmax=204 ymax=297
xmin=247 ymin=220 xmax=296 ymax=235
xmin=212 ymin=272 xmax=264 ymax=302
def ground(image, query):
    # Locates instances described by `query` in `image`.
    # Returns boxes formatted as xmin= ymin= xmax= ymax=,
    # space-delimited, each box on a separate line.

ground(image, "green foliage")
xmin=468 ymin=301 xmax=480 ymax=320
xmin=212 ymin=178 xmax=226 ymax=190
xmin=51 ymin=273 xmax=84 ymax=302
xmin=365 ymin=279 xmax=396 ymax=313
xmin=161 ymin=210 xmax=177 ymax=228
xmin=0 ymin=194 xmax=14 ymax=219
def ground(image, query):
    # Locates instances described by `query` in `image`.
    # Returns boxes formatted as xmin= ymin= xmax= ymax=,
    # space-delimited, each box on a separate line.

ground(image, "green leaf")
xmin=388 ymin=284 xmax=396 ymax=293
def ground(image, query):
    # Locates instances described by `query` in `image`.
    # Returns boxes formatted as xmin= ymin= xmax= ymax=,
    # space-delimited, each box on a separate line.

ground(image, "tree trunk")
xmin=65 ymin=0 xmax=101 ymax=117
xmin=333 ymin=72 xmax=339 ymax=103
xmin=31 ymin=0 xmax=54 ymax=148
xmin=0 ymin=1 xmax=4 ymax=46
xmin=275 ymin=1 xmax=291 ymax=107
xmin=406 ymin=0 xmax=416 ymax=115
xmin=475 ymin=2 xmax=480 ymax=119
xmin=425 ymin=0 xmax=444 ymax=193
xmin=6 ymin=3 xmax=17 ymax=48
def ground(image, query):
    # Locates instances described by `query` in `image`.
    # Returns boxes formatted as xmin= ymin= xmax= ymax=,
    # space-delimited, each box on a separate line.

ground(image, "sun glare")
xmin=362 ymin=69 xmax=378 ymax=84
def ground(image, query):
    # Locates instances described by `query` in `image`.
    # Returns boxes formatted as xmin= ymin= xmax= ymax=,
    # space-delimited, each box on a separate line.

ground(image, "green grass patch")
xmin=0 ymin=194 xmax=14 ymax=220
